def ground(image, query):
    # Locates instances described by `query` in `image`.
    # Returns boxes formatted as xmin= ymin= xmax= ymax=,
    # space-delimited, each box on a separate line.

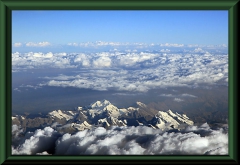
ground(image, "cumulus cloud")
xmin=73 ymin=53 xmax=91 ymax=67
xmin=12 ymin=49 xmax=228 ymax=91
xmin=13 ymin=42 xmax=22 ymax=47
xmin=194 ymin=48 xmax=205 ymax=53
xmin=42 ymin=70 xmax=151 ymax=92
xmin=32 ymin=52 xmax=53 ymax=58
xmin=12 ymin=125 xmax=23 ymax=138
xmin=115 ymin=52 xmax=158 ymax=67
xmin=12 ymin=52 xmax=76 ymax=69
xmin=12 ymin=123 xmax=228 ymax=155
xmin=12 ymin=127 xmax=61 ymax=155
xmin=93 ymin=56 xmax=112 ymax=67
xmin=12 ymin=124 xmax=25 ymax=148
xmin=26 ymin=42 xmax=51 ymax=47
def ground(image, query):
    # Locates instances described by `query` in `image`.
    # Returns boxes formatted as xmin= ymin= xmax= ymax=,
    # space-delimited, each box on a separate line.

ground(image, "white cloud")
xmin=13 ymin=88 xmax=21 ymax=92
xmin=42 ymin=74 xmax=79 ymax=81
xmin=63 ymin=41 xmax=226 ymax=49
xmin=19 ymin=84 xmax=42 ymax=90
xmin=12 ymin=125 xmax=23 ymax=138
xmin=13 ymin=42 xmax=22 ymax=47
xmin=36 ymin=151 xmax=51 ymax=155
xmin=112 ymin=93 xmax=139 ymax=96
xmin=194 ymin=48 xmax=204 ymax=53
xmin=12 ymin=127 xmax=61 ymax=155
xmin=74 ymin=54 xmax=91 ymax=67
xmin=159 ymin=94 xmax=174 ymax=97
xmin=160 ymin=93 xmax=197 ymax=98
xmin=43 ymin=71 xmax=151 ymax=92
xmin=116 ymin=52 xmax=158 ymax=67
xmin=32 ymin=52 xmax=53 ymax=58
xmin=12 ymin=52 xmax=76 ymax=69
xmin=12 ymin=50 xmax=228 ymax=91
xmin=74 ymin=41 xmax=149 ymax=47
xmin=67 ymin=43 xmax=78 ymax=46
xmin=160 ymin=43 xmax=184 ymax=47
xmin=174 ymin=98 xmax=184 ymax=102
xmin=93 ymin=56 xmax=112 ymax=67
xmin=12 ymin=125 xmax=25 ymax=149
xmin=181 ymin=94 xmax=197 ymax=98
xmin=38 ymin=42 xmax=51 ymax=47
xmin=26 ymin=42 xmax=51 ymax=47
xmin=12 ymin=123 xmax=228 ymax=155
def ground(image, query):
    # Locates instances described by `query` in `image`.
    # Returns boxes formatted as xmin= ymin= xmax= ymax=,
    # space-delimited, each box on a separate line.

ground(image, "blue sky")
xmin=12 ymin=10 xmax=228 ymax=47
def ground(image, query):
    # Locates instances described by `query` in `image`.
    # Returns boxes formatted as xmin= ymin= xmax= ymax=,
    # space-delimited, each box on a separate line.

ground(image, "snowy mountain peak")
xmin=89 ymin=99 xmax=111 ymax=109
xmin=182 ymin=114 xmax=189 ymax=119
xmin=12 ymin=100 xmax=195 ymax=134
xmin=103 ymin=104 xmax=118 ymax=111
xmin=152 ymin=110 xmax=194 ymax=130
xmin=167 ymin=109 xmax=177 ymax=117
xmin=48 ymin=110 xmax=74 ymax=121
xmin=167 ymin=109 xmax=173 ymax=113
xmin=136 ymin=101 xmax=147 ymax=107
xmin=102 ymin=99 xmax=111 ymax=105
xmin=156 ymin=111 xmax=180 ymax=126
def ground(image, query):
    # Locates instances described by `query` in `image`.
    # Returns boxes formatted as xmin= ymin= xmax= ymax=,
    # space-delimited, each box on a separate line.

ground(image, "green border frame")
xmin=0 ymin=0 xmax=239 ymax=164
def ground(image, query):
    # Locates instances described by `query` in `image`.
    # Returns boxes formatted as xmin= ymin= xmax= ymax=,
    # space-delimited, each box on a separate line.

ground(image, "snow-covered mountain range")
xmin=12 ymin=99 xmax=194 ymax=134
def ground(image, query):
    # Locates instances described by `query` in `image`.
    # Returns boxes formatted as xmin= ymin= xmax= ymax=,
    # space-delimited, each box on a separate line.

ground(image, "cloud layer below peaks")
xmin=12 ymin=123 xmax=228 ymax=155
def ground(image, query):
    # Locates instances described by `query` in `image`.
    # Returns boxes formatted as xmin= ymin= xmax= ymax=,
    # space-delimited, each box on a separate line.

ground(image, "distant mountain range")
xmin=12 ymin=99 xmax=195 ymax=134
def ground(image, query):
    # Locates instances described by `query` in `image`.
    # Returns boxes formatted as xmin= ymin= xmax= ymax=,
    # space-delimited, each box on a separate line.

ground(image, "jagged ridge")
xmin=12 ymin=99 xmax=194 ymax=133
